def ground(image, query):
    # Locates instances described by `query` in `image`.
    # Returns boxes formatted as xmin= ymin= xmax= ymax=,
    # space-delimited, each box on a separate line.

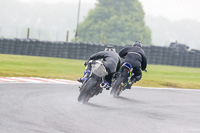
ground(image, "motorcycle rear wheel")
xmin=78 ymin=77 xmax=98 ymax=103
xmin=110 ymin=75 xmax=125 ymax=97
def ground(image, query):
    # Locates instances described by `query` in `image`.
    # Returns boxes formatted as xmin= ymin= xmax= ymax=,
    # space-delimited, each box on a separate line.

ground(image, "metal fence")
xmin=0 ymin=38 xmax=200 ymax=68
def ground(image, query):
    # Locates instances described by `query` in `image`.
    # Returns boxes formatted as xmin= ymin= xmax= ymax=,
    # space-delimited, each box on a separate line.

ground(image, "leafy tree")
xmin=75 ymin=0 xmax=151 ymax=45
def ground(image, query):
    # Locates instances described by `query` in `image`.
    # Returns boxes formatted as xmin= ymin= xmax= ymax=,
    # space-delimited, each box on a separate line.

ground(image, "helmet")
xmin=133 ymin=41 xmax=142 ymax=48
xmin=104 ymin=46 xmax=116 ymax=52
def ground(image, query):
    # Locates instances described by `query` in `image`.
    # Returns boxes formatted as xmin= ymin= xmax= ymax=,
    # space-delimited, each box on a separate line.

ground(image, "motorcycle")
xmin=110 ymin=62 xmax=134 ymax=97
xmin=78 ymin=60 xmax=108 ymax=103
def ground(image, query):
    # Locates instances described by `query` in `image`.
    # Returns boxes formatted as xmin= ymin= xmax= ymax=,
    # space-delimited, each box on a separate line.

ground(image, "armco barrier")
xmin=0 ymin=38 xmax=200 ymax=68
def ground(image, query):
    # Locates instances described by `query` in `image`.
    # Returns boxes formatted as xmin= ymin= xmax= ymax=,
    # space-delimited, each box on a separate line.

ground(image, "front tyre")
xmin=110 ymin=75 xmax=125 ymax=97
xmin=78 ymin=77 xmax=98 ymax=104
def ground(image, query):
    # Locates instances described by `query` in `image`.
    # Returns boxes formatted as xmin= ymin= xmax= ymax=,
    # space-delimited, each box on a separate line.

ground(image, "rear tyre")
xmin=78 ymin=77 xmax=97 ymax=103
xmin=110 ymin=75 xmax=125 ymax=97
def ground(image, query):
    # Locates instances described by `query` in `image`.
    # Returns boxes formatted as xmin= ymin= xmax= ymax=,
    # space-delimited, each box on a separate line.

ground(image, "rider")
xmin=78 ymin=46 xmax=121 ymax=90
xmin=118 ymin=41 xmax=147 ymax=89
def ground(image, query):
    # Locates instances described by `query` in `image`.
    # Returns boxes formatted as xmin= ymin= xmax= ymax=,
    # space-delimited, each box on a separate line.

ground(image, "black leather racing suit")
xmin=118 ymin=46 xmax=147 ymax=82
xmin=88 ymin=51 xmax=121 ymax=84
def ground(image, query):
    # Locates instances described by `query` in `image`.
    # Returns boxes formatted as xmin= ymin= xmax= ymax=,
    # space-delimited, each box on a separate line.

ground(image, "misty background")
xmin=0 ymin=0 xmax=200 ymax=50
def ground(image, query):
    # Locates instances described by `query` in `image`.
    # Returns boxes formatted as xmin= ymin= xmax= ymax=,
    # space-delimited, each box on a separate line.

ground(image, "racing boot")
xmin=77 ymin=69 xmax=90 ymax=83
xmin=126 ymin=81 xmax=133 ymax=89
xmin=100 ymin=81 xmax=110 ymax=90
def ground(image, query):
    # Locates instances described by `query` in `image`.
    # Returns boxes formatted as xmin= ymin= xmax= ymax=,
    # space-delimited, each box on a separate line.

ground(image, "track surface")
xmin=0 ymin=83 xmax=200 ymax=133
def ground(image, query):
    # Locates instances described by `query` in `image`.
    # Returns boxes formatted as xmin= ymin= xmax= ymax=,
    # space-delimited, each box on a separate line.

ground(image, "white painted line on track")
xmin=0 ymin=77 xmax=199 ymax=91
xmin=0 ymin=77 xmax=80 ymax=84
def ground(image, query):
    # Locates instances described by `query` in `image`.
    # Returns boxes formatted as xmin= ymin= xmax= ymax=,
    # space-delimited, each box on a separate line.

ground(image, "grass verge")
xmin=0 ymin=54 xmax=200 ymax=89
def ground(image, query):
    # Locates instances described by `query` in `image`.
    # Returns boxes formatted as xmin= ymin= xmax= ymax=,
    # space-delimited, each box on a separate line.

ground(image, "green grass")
xmin=136 ymin=65 xmax=200 ymax=89
xmin=0 ymin=54 xmax=200 ymax=89
xmin=0 ymin=54 xmax=85 ymax=80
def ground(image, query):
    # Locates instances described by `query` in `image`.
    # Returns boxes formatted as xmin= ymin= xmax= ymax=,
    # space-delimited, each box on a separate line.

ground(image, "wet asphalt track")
xmin=0 ymin=83 xmax=200 ymax=133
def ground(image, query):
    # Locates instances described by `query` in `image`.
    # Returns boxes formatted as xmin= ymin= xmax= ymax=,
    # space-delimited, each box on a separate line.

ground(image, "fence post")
xmin=102 ymin=34 xmax=106 ymax=44
xmin=27 ymin=28 xmax=30 ymax=39
xmin=66 ymin=31 xmax=69 ymax=42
